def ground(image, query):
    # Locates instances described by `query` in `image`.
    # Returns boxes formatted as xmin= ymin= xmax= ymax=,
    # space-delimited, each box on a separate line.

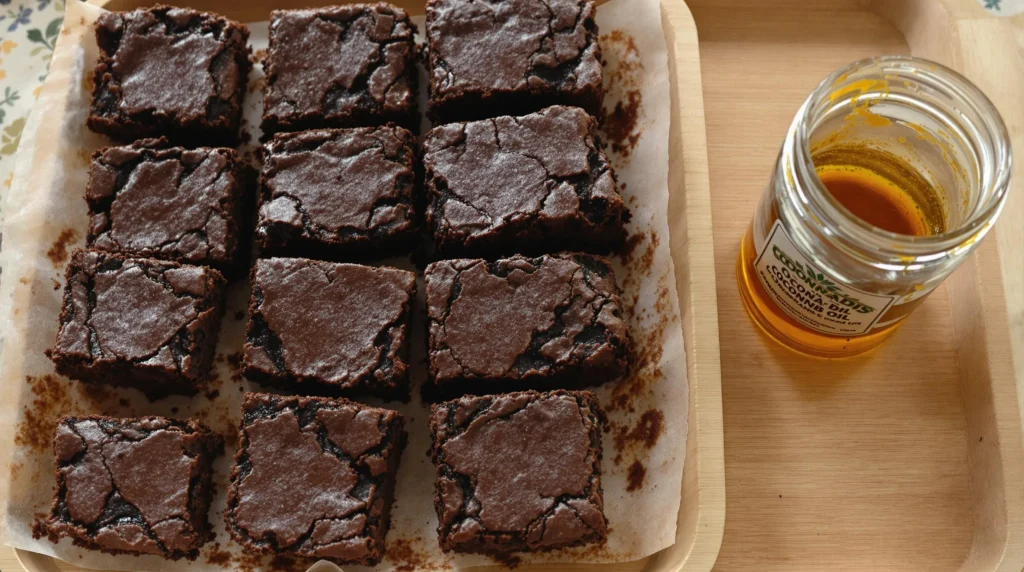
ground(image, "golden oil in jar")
xmin=738 ymin=56 xmax=1011 ymax=358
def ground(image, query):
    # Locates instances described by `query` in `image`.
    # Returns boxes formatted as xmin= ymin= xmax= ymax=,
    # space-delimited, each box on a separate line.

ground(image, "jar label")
xmin=754 ymin=221 xmax=898 ymax=336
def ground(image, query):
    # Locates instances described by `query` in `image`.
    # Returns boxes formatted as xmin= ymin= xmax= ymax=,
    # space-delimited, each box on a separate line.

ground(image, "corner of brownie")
xmin=425 ymin=252 xmax=631 ymax=396
xmin=262 ymin=4 xmax=418 ymax=133
xmin=38 ymin=415 xmax=222 ymax=560
xmin=242 ymin=258 xmax=416 ymax=399
xmin=255 ymin=126 xmax=418 ymax=260
xmin=430 ymin=389 xmax=607 ymax=554
xmin=48 ymin=249 xmax=227 ymax=400
xmin=88 ymin=5 xmax=250 ymax=145
xmin=226 ymin=392 xmax=405 ymax=566
xmin=424 ymin=106 xmax=629 ymax=258
xmin=426 ymin=0 xmax=602 ymax=123
xmin=86 ymin=138 xmax=253 ymax=274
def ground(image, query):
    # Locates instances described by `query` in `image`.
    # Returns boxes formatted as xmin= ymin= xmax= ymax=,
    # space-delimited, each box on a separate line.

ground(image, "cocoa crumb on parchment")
xmin=626 ymin=460 xmax=647 ymax=492
xmin=204 ymin=543 xmax=232 ymax=566
xmin=226 ymin=351 xmax=244 ymax=383
xmin=14 ymin=375 xmax=73 ymax=451
xmin=46 ymin=229 xmax=78 ymax=267
xmin=390 ymin=536 xmax=444 ymax=571
xmin=612 ymin=409 xmax=665 ymax=465
xmin=610 ymin=266 xmax=669 ymax=414
xmin=248 ymin=75 xmax=267 ymax=95
xmin=599 ymin=29 xmax=645 ymax=160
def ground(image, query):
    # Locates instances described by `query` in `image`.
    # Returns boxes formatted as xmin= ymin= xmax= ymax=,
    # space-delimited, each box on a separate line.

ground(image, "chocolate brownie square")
xmin=430 ymin=390 xmax=607 ymax=553
xmin=262 ymin=4 xmax=417 ymax=134
xmin=242 ymin=258 xmax=415 ymax=399
xmin=424 ymin=106 xmax=629 ymax=258
xmin=425 ymin=253 xmax=630 ymax=397
xmin=86 ymin=138 xmax=252 ymax=274
xmin=255 ymin=126 xmax=418 ymax=260
xmin=88 ymin=6 xmax=250 ymax=145
xmin=48 ymin=250 xmax=226 ymax=399
xmin=226 ymin=392 xmax=405 ymax=566
xmin=37 ymin=416 xmax=222 ymax=560
xmin=426 ymin=0 xmax=602 ymax=123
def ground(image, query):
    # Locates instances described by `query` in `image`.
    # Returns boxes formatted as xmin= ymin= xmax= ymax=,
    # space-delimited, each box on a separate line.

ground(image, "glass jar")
xmin=738 ymin=56 xmax=1012 ymax=358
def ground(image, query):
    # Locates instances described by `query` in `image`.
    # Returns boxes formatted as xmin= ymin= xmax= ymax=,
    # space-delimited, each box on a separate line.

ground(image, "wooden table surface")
xmin=2 ymin=6 xmax=1023 ymax=572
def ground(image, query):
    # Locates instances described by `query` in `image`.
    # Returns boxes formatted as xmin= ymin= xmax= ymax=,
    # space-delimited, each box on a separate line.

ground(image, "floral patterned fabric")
xmin=0 ymin=0 xmax=64 ymax=222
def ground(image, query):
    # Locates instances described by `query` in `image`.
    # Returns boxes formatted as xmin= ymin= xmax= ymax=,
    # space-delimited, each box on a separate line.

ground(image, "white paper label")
xmin=753 ymin=221 xmax=897 ymax=336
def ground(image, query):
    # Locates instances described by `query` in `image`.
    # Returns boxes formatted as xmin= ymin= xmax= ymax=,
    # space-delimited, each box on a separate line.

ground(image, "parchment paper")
xmin=0 ymin=0 xmax=685 ymax=569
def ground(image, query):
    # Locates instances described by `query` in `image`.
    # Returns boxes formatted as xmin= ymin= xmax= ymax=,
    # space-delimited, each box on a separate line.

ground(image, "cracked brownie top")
xmin=263 ymin=4 xmax=418 ymax=133
xmin=425 ymin=253 xmax=630 ymax=393
xmin=86 ymin=139 xmax=249 ymax=271
xmin=426 ymin=0 xmax=602 ymax=122
xmin=50 ymin=250 xmax=226 ymax=392
xmin=430 ymin=390 xmax=607 ymax=553
xmin=256 ymin=126 xmax=417 ymax=259
xmin=89 ymin=6 xmax=250 ymax=145
xmin=40 ymin=416 xmax=222 ymax=559
xmin=226 ymin=392 xmax=404 ymax=566
xmin=424 ymin=106 xmax=628 ymax=257
xmin=242 ymin=258 xmax=416 ymax=398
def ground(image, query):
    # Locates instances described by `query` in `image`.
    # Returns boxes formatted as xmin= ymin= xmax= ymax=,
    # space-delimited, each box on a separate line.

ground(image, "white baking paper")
xmin=0 ymin=0 xmax=685 ymax=569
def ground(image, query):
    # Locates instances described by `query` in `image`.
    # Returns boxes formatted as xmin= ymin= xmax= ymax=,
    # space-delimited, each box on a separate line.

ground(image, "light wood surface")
xmin=689 ymin=0 xmax=1024 ymax=571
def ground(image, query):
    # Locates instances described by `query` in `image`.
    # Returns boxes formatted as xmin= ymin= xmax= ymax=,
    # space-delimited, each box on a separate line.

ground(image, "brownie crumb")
xmin=612 ymin=408 xmax=664 ymax=465
xmin=599 ymin=29 xmax=645 ymax=160
xmin=604 ymin=91 xmax=642 ymax=157
xmin=626 ymin=460 xmax=646 ymax=492
xmin=14 ymin=375 xmax=73 ymax=452
xmin=205 ymin=543 xmax=233 ymax=566
xmin=46 ymin=229 xmax=78 ymax=266
xmin=390 ymin=537 xmax=435 ymax=571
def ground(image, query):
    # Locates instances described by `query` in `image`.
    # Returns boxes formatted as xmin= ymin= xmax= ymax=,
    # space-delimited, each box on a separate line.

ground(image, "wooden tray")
xmin=687 ymin=0 xmax=1024 ymax=571
xmin=8 ymin=0 xmax=725 ymax=571
xmin=8 ymin=0 xmax=1023 ymax=572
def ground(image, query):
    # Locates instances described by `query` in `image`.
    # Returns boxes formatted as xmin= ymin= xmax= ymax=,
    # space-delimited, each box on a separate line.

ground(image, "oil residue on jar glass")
xmin=811 ymin=145 xmax=946 ymax=237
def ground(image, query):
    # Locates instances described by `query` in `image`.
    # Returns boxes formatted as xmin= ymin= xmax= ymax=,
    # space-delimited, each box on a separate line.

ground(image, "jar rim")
xmin=789 ymin=55 xmax=1012 ymax=259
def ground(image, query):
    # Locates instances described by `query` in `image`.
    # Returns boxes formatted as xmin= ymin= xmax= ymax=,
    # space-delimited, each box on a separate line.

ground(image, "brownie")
xmin=262 ymin=4 xmax=417 ymax=134
xmin=36 ymin=416 xmax=222 ymax=560
xmin=430 ymin=390 xmax=607 ymax=553
xmin=426 ymin=0 xmax=602 ymax=123
xmin=86 ymin=138 xmax=252 ymax=274
xmin=242 ymin=258 xmax=416 ymax=399
xmin=48 ymin=250 xmax=226 ymax=399
xmin=425 ymin=253 xmax=630 ymax=396
xmin=424 ymin=106 xmax=629 ymax=258
xmin=255 ymin=126 xmax=418 ymax=260
xmin=88 ymin=6 xmax=250 ymax=145
xmin=226 ymin=392 xmax=404 ymax=566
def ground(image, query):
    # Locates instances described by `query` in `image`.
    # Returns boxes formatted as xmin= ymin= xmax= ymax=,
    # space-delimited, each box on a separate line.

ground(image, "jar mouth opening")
xmin=791 ymin=55 xmax=1012 ymax=258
